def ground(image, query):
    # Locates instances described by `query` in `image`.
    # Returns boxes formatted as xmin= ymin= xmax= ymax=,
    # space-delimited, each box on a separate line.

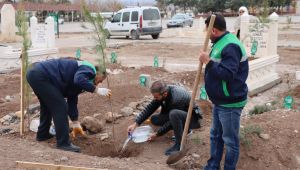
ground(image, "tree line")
xmin=156 ymin=0 xmax=295 ymax=14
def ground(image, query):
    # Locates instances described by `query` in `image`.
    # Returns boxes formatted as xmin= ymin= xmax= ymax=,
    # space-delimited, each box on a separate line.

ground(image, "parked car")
xmin=104 ymin=6 xmax=162 ymax=40
xmin=167 ymin=14 xmax=193 ymax=28
xmin=186 ymin=12 xmax=195 ymax=18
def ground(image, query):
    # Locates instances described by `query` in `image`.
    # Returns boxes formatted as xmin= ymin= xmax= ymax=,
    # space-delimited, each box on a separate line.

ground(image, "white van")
xmin=105 ymin=6 xmax=162 ymax=40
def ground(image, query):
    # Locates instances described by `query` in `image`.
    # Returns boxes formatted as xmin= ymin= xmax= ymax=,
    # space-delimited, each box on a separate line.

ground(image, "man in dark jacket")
xmin=26 ymin=58 xmax=111 ymax=152
xmin=127 ymin=80 xmax=202 ymax=156
xmin=199 ymin=14 xmax=249 ymax=170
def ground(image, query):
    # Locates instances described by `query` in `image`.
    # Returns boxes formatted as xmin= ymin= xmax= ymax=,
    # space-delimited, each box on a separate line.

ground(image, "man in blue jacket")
xmin=199 ymin=14 xmax=249 ymax=170
xmin=26 ymin=58 xmax=111 ymax=152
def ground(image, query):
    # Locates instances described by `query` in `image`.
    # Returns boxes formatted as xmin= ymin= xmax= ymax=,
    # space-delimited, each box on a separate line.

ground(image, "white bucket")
xmin=49 ymin=125 xmax=56 ymax=135
xmin=29 ymin=119 xmax=40 ymax=132
xmin=132 ymin=125 xmax=153 ymax=143
xmin=296 ymin=71 xmax=300 ymax=80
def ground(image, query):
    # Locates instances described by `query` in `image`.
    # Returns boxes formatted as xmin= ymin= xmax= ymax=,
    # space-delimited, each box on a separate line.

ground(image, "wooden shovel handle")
xmin=180 ymin=15 xmax=216 ymax=151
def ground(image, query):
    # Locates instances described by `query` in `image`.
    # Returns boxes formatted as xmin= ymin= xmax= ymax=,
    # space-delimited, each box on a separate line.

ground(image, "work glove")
xmin=96 ymin=88 xmax=112 ymax=97
xmin=70 ymin=121 xmax=85 ymax=138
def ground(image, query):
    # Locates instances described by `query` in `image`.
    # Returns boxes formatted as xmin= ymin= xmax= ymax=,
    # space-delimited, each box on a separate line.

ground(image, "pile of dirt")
xmin=238 ymin=109 xmax=300 ymax=169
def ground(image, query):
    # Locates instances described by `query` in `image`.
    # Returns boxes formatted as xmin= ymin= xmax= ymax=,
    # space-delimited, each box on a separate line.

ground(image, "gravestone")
xmin=240 ymin=14 xmax=278 ymax=58
xmin=240 ymin=12 xmax=281 ymax=95
xmin=30 ymin=16 xmax=56 ymax=49
xmin=1 ymin=4 xmax=16 ymax=42
xmin=297 ymin=1 xmax=300 ymax=15
xmin=0 ymin=16 xmax=58 ymax=72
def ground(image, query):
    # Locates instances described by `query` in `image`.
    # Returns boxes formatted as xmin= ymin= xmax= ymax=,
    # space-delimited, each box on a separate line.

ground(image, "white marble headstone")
xmin=30 ymin=16 xmax=55 ymax=49
xmin=1 ymin=4 xmax=16 ymax=42
xmin=240 ymin=13 xmax=279 ymax=58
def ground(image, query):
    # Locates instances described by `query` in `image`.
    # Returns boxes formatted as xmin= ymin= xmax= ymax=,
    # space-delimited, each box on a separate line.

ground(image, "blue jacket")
xmin=35 ymin=59 xmax=96 ymax=120
xmin=205 ymin=32 xmax=249 ymax=107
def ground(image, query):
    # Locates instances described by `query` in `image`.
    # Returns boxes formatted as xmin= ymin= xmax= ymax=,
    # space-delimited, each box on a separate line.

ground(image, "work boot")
xmin=57 ymin=143 xmax=80 ymax=153
xmin=36 ymin=133 xmax=54 ymax=141
xmin=165 ymin=143 xmax=180 ymax=156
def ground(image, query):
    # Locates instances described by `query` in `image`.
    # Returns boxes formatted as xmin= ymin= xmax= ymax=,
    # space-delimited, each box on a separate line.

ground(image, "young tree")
xmin=105 ymin=0 xmax=124 ymax=12
xmin=225 ymin=0 xmax=245 ymax=12
xmin=170 ymin=0 xmax=199 ymax=13
xmin=197 ymin=0 xmax=226 ymax=13
xmin=16 ymin=2 xmax=31 ymax=135
xmin=81 ymin=3 xmax=117 ymax=140
xmin=156 ymin=0 xmax=169 ymax=16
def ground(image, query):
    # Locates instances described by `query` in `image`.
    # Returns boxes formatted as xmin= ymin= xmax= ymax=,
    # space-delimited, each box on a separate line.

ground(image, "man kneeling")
xmin=127 ymin=80 xmax=202 ymax=155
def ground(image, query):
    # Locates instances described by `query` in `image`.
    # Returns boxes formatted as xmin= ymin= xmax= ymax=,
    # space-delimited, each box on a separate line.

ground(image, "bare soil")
xmin=278 ymin=33 xmax=300 ymax=41
xmin=0 ymin=39 xmax=299 ymax=169
xmin=0 ymin=64 xmax=299 ymax=169
xmin=278 ymin=47 xmax=300 ymax=66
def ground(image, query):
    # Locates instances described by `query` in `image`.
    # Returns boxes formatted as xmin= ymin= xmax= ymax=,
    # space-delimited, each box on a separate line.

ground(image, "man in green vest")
xmin=199 ymin=14 xmax=249 ymax=170
xmin=27 ymin=58 xmax=111 ymax=152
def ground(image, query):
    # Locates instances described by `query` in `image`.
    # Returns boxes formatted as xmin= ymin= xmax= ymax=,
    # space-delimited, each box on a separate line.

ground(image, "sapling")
xmin=16 ymin=3 xmax=31 ymax=135
xmin=81 ymin=3 xmax=116 ymax=139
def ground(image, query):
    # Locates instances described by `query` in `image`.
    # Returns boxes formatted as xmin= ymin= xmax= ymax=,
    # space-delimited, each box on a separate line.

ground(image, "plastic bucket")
xmin=132 ymin=125 xmax=153 ymax=143
xmin=29 ymin=119 xmax=40 ymax=132
xmin=296 ymin=71 xmax=300 ymax=80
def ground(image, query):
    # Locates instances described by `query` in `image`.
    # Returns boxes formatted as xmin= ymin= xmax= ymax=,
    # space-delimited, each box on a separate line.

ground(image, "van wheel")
xmin=131 ymin=30 xmax=139 ymax=40
xmin=151 ymin=34 xmax=159 ymax=39
xmin=126 ymin=36 xmax=129 ymax=39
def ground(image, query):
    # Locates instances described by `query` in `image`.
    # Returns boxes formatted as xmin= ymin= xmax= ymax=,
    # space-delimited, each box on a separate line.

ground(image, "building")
xmin=0 ymin=1 xmax=98 ymax=22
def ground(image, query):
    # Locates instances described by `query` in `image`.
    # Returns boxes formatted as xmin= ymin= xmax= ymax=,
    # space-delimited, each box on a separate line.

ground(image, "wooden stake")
xmin=20 ymin=54 xmax=25 ymax=135
xmin=16 ymin=161 xmax=106 ymax=170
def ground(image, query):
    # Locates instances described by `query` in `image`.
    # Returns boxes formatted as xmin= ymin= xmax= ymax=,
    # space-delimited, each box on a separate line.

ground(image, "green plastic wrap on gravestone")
xmin=154 ymin=56 xmax=159 ymax=67
xmin=139 ymin=76 xmax=146 ymax=87
xmin=111 ymin=52 xmax=117 ymax=63
xmin=284 ymin=95 xmax=293 ymax=109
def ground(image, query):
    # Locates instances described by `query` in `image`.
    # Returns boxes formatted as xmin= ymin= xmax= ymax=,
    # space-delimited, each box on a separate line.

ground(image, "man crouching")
xmin=127 ymin=80 xmax=202 ymax=156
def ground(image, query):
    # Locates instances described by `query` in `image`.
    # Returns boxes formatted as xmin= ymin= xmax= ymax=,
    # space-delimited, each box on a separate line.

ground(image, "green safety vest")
xmin=78 ymin=60 xmax=96 ymax=83
xmin=210 ymin=33 xmax=248 ymax=108
xmin=210 ymin=33 xmax=247 ymax=62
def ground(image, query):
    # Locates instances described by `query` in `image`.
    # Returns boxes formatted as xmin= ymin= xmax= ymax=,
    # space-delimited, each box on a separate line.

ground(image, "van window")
xmin=122 ymin=12 xmax=130 ymax=22
xmin=143 ymin=9 xmax=160 ymax=20
xmin=112 ymin=13 xmax=121 ymax=23
xmin=131 ymin=11 xmax=138 ymax=22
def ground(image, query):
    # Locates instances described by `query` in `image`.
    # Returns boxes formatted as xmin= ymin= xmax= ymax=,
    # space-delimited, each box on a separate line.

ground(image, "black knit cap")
xmin=205 ymin=13 xmax=226 ymax=31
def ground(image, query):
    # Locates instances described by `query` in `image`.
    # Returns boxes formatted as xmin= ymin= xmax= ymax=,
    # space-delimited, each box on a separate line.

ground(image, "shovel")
xmin=166 ymin=15 xmax=216 ymax=165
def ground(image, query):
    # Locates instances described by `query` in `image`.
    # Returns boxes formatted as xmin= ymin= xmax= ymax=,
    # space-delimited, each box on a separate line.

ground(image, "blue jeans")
xmin=204 ymin=105 xmax=242 ymax=170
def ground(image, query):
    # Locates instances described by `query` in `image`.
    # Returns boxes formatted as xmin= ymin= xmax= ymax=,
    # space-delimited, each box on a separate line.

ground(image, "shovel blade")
xmin=166 ymin=147 xmax=189 ymax=165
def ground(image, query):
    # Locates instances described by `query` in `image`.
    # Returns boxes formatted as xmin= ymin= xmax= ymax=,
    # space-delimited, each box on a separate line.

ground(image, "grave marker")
xmin=1 ymin=4 xmax=16 ymax=42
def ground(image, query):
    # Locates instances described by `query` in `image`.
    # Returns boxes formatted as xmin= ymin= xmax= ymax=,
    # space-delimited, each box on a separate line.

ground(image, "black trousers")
xmin=151 ymin=109 xmax=198 ymax=144
xmin=26 ymin=68 xmax=70 ymax=147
